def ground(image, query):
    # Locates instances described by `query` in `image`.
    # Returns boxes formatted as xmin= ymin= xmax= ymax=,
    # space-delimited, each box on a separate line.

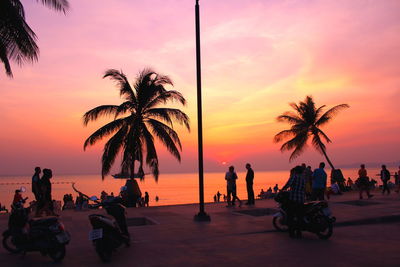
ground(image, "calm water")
xmin=0 ymin=168 xmax=384 ymax=209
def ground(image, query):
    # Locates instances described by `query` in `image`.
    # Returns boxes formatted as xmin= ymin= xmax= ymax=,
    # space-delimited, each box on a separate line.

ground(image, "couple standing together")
xmin=225 ymin=163 xmax=255 ymax=207
xmin=32 ymin=167 xmax=56 ymax=216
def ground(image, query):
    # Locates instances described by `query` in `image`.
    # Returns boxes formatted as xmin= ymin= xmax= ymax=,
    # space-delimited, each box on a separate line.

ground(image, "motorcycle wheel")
xmin=48 ymin=245 xmax=66 ymax=262
xmin=95 ymin=240 xmax=112 ymax=262
xmin=2 ymin=232 xmax=22 ymax=254
xmin=272 ymin=216 xmax=288 ymax=232
xmin=316 ymin=218 xmax=333 ymax=240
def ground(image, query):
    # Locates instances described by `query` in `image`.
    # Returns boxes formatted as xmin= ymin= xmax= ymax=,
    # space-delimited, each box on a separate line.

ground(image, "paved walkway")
xmin=0 ymin=190 xmax=399 ymax=266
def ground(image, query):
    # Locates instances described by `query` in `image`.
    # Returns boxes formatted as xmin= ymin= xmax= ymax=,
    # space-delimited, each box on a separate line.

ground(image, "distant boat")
xmin=111 ymin=173 xmax=146 ymax=179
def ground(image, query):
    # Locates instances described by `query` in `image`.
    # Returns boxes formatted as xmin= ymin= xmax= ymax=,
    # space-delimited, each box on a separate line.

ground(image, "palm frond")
xmin=313 ymin=127 xmax=331 ymax=143
xmin=147 ymin=119 xmax=182 ymax=151
xmin=144 ymin=90 xmax=186 ymax=110
xmin=0 ymin=0 xmax=39 ymax=66
xmin=82 ymin=105 xmax=120 ymax=126
xmin=103 ymin=69 xmax=136 ymax=103
xmin=316 ymin=104 xmax=349 ymax=126
xmin=273 ymin=129 xmax=295 ymax=143
xmin=36 ymin=0 xmax=69 ymax=13
xmin=114 ymin=101 xmax=133 ymax=119
xmin=280 ymin=131 xmax=308 ymax=161
xmin=101 ymin=125 xmax=128 ymax=179
xmin=141 ymin=124 xmax=160 ymax=181
xmin=280 ymin=130 xmax=308 ymax=153
xmin=276 ymin=112 xmax=303 ymax=125
xmin=83 ymin=118 xmax=125 ymax=150
xmin=0 ymin=42 xmax=12 ymax=77
xmin=146 ymin=108 xmax=190 ymax=130
xmin=311 ymin=133 xmax=327 ymax=155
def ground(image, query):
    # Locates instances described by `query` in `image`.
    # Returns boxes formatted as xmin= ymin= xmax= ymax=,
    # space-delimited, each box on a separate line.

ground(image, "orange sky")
xmin=0 ymin=0 xmax=399 ymax=176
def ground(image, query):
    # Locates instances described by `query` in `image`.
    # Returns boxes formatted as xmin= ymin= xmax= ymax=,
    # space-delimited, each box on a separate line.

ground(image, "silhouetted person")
xmin=13 ymin=189 xmax=23 ymax=204
xmin=273 ymin=184 xmax=279 ymax=194
xmin=32 ymin=167 xmax=41 ymax=201
xmin=312 ymin=162 xmax=327 ymax=200
xmin=36 ymin=168 xmax=56 ymax=216
xmin=282 ymin=166 xmax=306 ymax=238
xmin=144 ymin=192 xmax=149 ymax=207
xmin=216 ymin=191 xmax=221 ymax=202
xmin=245 ymin=163 xmax=255 ymax=205
xmin=304 ymin=166 xmax=313 ymax=200
xmin=225 ymin=166 xmax=242 ymax=207
xmin=358 ymin=164 xmax=373 ymax=199
xmin=380 ymin=165 xmax=391 ymax=195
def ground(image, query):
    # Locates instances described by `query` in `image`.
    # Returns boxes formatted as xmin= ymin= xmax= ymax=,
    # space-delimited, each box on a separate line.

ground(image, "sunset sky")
xmin=0 ymin=0 xmax=399 ymax=176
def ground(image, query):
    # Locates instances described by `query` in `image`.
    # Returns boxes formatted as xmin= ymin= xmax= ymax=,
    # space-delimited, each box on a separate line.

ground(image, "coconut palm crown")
xmin=0 ymin=0 xmax=69 ymax=77
xmin=83 ymin=69 xmax=190 ymax=180
xmin=274 ymin=96 xmax=349 ymax=169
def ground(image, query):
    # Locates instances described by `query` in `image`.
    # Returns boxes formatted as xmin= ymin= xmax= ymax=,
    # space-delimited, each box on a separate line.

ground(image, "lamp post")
xmin=194 ymin=0 xmax=210 ymax=222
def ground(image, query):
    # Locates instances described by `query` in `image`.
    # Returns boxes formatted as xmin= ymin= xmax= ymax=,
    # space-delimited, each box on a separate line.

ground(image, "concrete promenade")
xmin=0 ymin=190 xmax=399 ymax=266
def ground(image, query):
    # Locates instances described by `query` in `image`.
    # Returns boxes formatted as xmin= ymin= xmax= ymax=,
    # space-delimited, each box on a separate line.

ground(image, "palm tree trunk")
xmin=320 ymin=146 xmax=335 ymax=170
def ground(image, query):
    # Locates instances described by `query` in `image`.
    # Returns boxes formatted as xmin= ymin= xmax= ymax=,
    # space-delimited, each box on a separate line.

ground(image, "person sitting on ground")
xmin=13 ymin=189 xmax=24 ymax=204
xmin=266 ymin=187 xmax=273 ymax=198
xmin=326 ymin=182 xmax=342 ymax=200
xmin=258 ymin=189 xmax=265 ymax=199
xmin=273 ymin=184 xmax=279 ymax=194
xmin=346 ymin=177 xmax=354 ymax=190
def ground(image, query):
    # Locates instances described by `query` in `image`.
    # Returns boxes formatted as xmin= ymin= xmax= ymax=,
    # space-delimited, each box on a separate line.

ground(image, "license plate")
xmin=56 ymin=232 xmax=70 ymax=244
xmin=322 ymin=208 xmax=332 ymax=216
xmin=89 ymin=229 xmax=103 ymax=241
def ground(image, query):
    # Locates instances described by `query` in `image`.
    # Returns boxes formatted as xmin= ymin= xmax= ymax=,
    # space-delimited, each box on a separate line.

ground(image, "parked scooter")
xmin=272 ymin=191 xmax=336 ymax=239
xmin=2 ymin=187 xmax=70 ymax=262
xmin=88 ymin=196 xmax=130 ymax=262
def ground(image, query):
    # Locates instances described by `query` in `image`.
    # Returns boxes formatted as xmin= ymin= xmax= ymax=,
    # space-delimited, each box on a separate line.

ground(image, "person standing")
xmin=36 ymin=168 xmax=56 ymax=216
xmin=304 ymin=166 xmax=313 ymax=200
xmin=245 ymin=163 xmax=255 ymax=205
xmin=225 ymin=166 xmax=242 ymax=207
xmin=312 ymin=162 xmax=327 ymax=201
xmin=216 ymin=191 xmax=221 ymax=202
xmin=358 ymin=164 xmax=373 ymax=199
xmin=32 ymin=167 xmax=41 ymax=201
xmin=282 ymin=166 xmax=306 ymax=238
xmin=380 ymin=165 xmax=391 ymax=195
xmin=144 ymin=192 xmax=149 ymax=207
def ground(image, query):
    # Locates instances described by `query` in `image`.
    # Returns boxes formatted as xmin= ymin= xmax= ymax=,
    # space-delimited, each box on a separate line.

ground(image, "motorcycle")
xmin=272 ymin=191 xmax=336 ymax=239
xmin=88 ymin=196 xmax=130 ymax=262
xmin=2 ymin=187 xmax=70 ymax=262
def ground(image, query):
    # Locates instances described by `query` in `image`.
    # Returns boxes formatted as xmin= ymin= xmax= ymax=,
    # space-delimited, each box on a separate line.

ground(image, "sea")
xmin=0 ymin=168 xmax=386 ymax=209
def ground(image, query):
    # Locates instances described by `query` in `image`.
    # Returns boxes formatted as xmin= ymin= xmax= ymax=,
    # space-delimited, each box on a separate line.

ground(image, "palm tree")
xmin=0 ymin=0 xmax=69 ymax=77
xmin=274 ymin=95 xmax=349 ymax=169
xmin=83 ymin=68 xmax=190 ymax=180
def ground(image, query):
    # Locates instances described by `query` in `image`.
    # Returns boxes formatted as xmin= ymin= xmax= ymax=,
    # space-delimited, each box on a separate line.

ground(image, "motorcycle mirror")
xmin=89 ymin=196 xmax=99 ymax=201
xmin=20 ymin=186 xmax=26 ymax=193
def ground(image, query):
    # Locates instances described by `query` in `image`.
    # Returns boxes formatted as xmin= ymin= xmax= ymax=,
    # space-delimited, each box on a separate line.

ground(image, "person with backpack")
xmin=380 ymin=165 xmax=391 ymax=195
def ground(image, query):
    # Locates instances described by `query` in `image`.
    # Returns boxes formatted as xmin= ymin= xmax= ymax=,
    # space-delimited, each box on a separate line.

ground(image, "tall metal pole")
xmin=194 ymin=0 xmax=210 ymax=221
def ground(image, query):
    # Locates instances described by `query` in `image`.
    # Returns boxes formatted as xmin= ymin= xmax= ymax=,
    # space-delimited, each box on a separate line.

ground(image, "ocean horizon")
xmin=0 ymin=167 xmax=390 ymax=209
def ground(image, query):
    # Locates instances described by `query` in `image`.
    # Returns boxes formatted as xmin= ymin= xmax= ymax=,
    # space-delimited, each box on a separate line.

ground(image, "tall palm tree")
xmin=274 ymin=95 xmax=349 ymax=169
xmin=83 ymin=69 xmax=190 ymax=180
xmin=0 ymin=0 xmax=69 ymax=77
